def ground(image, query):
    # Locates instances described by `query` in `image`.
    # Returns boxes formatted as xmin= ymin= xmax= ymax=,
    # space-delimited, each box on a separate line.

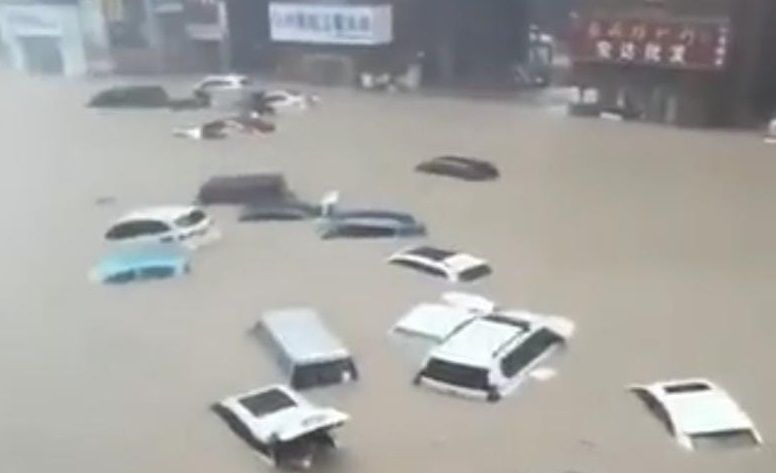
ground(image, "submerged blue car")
xmin=90 ymin=246 xmax=190 ymax=284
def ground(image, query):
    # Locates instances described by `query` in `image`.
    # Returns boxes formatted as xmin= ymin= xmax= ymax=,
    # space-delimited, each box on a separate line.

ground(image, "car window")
xmin=104 ymin=269 xmax=136 ymax=284
xmin=203 ymin=80 xmax=230 ymax=89
xmin=410 ymin=246 xmax=455 ymax=260
xmin=107 ymin=220 xmax=170 ymax=239
xmin=458 ymin=264 xmax=492 ymax=282
xmin=137 ymin=220 xmax=170 ymax=235
xmin=421 ymin=358 xmax=490 ymax=391
xmin=333 ymin=225 xmax=395 ymax=238
xmin=500 ymin=328 xmax=562 ymax=378
xmin=664 ymin=382 xmax=710 ymax=394
xmin=174 ymin=209 xmax=207 ymax=228
xmin=391 ymin=259 xmax=447 ymax=278
xmin=241 ymin=209 xmax=306 ymax=221
xmin=239 ymin=389 xmax=296 ymax=417
xmin=139 ymin=265 xmax=176 ymax=280
xmin=690 ymin=429 xmax=759 ymax=450
xmin=291 ymin=359 xmax=358 ymax=389
xmin=105 ymin=222 xmax=140 ymax=240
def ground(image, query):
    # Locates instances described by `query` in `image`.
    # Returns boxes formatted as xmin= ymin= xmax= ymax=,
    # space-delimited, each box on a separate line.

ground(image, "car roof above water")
xmin=116 ymin=205 xmax=199 ymax=223
xmin=261 ymin=308 xmax=350 ymax=364
xmin=429 ymin=316 xmax=530 ymax=367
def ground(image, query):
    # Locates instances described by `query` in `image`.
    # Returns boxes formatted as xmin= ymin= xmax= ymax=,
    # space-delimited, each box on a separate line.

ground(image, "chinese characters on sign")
xmin=570 ymin=16 xmax=730 ymax=71
xmin=269 ymin=3 xmax=392 ymax=45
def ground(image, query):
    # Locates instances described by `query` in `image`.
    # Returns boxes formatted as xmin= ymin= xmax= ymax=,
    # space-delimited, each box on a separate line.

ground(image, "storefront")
xmin=0 ymin=1 xmax=110 ymax=75
xmin=183 ymin=0 xmax=229 ymax=71
xmin=569 ymin=0 xmax=775 ymax=127
xmin=226 ymin=0 xmax=531 ymax=87
xmin=570 ymin=14 xmax=731 ymax=125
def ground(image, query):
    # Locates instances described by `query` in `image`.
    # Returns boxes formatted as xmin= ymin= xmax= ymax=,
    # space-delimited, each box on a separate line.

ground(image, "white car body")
xmin=394 ymin=293 xmax=574 ymax=402
xmin=214 ymin=385 xmax=348 ymax=468
xmin=105 ymin=206 xmax=220 ymax=249
xmin=391 ymin=292 xmax=497 ymax=342
xmin=387 ymin=246 xmax=492 ymax=282
xmin=264 ymin=89 xmax=320 ymax=112
xmin=629 ymin=378 xmax=763 ymax=450
xmin=193 ymin=74 xmax=251 ymax=93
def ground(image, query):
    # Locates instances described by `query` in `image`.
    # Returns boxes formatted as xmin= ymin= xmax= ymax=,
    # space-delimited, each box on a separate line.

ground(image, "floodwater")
xmin=1 ymin=73 xmax=775 ymax=473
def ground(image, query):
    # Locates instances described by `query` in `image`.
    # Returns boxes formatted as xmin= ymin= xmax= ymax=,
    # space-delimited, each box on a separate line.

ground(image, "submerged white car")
xmin=387 ymin=246 xmax=492 ymax=282
xmin=629 ymin=378 xmax=763 ymax=451
xmin=393 ymin=293 xmax=574 ymax=401
xmin=213 ymin=385 xmax=349 ymax=469
xmin=104 ymin=206 xmax=220 ymax=249
xmin=193 ymin=74 xmax=251 ymax=94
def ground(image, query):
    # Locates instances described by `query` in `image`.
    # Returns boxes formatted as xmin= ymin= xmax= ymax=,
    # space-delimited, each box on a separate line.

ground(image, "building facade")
xmin=569 ymin=0 xmax=776 ymax=126
xmin=97 ymin=0 xmax=228 ymax=73
xmin=0 ymin=0 xmax=111 ymax=75
xmin=225 ymin=0 xmax=532 ymax=87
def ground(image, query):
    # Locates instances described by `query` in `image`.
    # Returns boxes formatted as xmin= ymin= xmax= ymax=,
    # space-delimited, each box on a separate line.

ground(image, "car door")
xmin=499 ymin=328 xmax=564 ymax=396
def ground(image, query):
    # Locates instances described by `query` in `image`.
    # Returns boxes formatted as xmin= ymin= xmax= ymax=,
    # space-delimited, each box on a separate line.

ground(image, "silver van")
xmin=257 ymin=308 xmax=358 ymax=390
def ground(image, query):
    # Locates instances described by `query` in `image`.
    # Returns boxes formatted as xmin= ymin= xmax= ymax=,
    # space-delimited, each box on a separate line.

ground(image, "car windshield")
xmin=421 ymin=358 xmax=490 ymax=391
xmin=291 ymin=359 xmax=357 ymax=389
xmin=690 ymin=429 xmax=759 ymax=450
xmin=175 ymin=210 xmax=207 ymax=228
xmin=664 ymin=383 xmax=710 ymax=394
xmin=458 ymin=264 xmax=492 ymax=282
xmin=500 ymin=328 xmax=563 ymax=377
xmin=239 ymin=389 xmax=296 ymax=417
xmin=329 ymin=225 xmax=396 ymax=238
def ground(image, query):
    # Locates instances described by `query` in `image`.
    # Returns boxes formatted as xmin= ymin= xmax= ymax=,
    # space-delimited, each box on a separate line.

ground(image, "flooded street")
xmin=1 ymin=74 xmax=775 ymax=473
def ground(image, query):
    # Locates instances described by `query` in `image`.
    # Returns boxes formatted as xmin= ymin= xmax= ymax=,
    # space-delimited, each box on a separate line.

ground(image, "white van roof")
xmin=261 ymin=308 xmax=350 ymax=364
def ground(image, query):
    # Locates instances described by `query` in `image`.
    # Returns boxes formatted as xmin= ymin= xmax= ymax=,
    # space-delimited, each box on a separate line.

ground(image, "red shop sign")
xmin=569 ymin=16 xmax=731 ymax=71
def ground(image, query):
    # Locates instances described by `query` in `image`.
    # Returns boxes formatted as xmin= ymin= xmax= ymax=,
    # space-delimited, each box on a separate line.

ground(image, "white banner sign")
xmin=269 ymin=3 xmax=392 ymax=45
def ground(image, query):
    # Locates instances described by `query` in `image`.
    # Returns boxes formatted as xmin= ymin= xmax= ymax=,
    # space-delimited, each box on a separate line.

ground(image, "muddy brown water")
xmin=1 ymin=74 xmax=775 ymax=473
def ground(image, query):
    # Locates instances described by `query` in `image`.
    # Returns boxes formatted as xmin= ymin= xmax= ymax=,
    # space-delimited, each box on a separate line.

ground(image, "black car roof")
xmin=436 ymin=155 xmax=493 ymax=166
xmin=331 ymin=209 xmax=418 ymax=223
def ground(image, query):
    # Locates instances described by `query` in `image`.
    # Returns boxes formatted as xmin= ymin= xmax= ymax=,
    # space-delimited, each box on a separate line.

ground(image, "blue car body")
xmin=90 ymin=246 xmax=190 ymax=284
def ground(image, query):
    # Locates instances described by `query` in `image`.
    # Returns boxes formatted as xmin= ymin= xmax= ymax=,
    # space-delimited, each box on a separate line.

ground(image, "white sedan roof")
xmin=392 ymin=303 xmax=480 ymax=342
xmin=195 ymin=74 xmax=250 ymax=87
xmin=443 ymin=252 xmax=488 ymax=272
xmin=637 ymin=379 xmax=758 ymax=436
xmin=115 ymin=205 xmax=198 ymax=224
xmin=431 ymin=316 xmax=529 ymax=367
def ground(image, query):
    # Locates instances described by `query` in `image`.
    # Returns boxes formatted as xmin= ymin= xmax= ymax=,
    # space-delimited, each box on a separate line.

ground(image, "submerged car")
xmin=391 ymin=292 xmax=494 ymax=343
xmin=260 ymin=89 xmax=320 ymax=112
xmin=629 ymin=379 xmax=763 ymax=451
xmin=415 ymin=156 xmax=499 ymax=181
xmin=87 ymin=85 xmax=170 ymax=108
xmin=257 ymin=307 xmax=358 ymax=390
xmin=196 ymin=174 xmax=296 ymax=206
xmin=104 ymin=206 xmax=220 ymax=249
xmin=387 ymin=246 xmax=492 ymax=282
xmin=317 ymin=210 xmax=426 ymax=239
xmin=212 ymin=385 xmax=349 ymax=469
xmin=89 ymin=245 xmax=190 ymax=284
xmin=239 ymin=191 xmax=336 ymax=222
xmin=240 ymin=200 xmax=320 ymax=222
xmin=193 ymin=74 xmax=251 ymax=94
xmin=407 ymin=301 xmax=574 ymax=402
